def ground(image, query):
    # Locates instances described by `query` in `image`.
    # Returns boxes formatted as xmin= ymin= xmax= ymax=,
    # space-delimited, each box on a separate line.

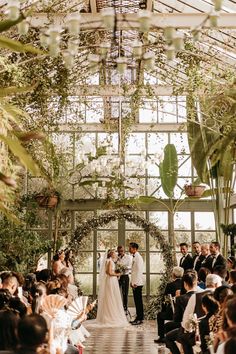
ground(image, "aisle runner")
xmin=83 ymin=320 xmax=169 ymax=354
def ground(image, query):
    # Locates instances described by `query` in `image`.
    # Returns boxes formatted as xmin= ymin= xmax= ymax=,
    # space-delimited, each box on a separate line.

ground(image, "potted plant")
xmin=34 ymin=188 xmax=60 ymax=208
xmin=184 ymin=184 xmax=206 ymax=197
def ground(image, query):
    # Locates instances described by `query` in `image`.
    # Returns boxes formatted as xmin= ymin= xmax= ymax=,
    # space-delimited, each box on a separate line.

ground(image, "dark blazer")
xmin=174 ymin=290 xmax=196 ymax=323
xmin=200 ymin=254 xmax=212 ymax=269
xmin=194 ymin=254 xmax=206 ymax=272
xmin=199 ymin=313 xmax=213 ymax=353
xmin=204 ymin=254 xmax=227 ymax=272
xmin=164 ymin=278 xmax=183 ymax=297
xmin=179 ymin=254 xmax=193 ymax=271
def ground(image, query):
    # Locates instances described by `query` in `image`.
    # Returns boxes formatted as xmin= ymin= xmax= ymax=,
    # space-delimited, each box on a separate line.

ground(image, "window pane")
xmin=75 ymin=252 xmax=93 ymax=272
xmin=150 ymin=253 xmax=165 ymax=273
xmin=75 ymin=274 xmax=93 ymax=295
xmin=125 ymin=231 xmax=146 ymax=250
xmin=97 ymin=231 xmax=118 ymax=250
xmin=175 ymin=231 xmax=192 ymax=250
xmin=174 ymin=212 xmax=191 ymax=230
xmin=149 ymin=211 xmax=168 ymax=230
xmin=195 ymin=212 xmax=215 ymax=230
xmin=195 ymin=232 xmax=216 ymax=244
xmin=150 ymin=274 xmax=161 ymax=295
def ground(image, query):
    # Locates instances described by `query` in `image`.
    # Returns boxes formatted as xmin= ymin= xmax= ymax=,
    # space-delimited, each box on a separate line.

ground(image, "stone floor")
xmin=83 ymin=319 xmax=169 ymax=354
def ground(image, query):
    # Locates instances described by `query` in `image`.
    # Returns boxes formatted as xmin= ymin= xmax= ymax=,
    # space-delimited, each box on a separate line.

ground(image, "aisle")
xmin=83 ymin=320 xmax=160 ymax=354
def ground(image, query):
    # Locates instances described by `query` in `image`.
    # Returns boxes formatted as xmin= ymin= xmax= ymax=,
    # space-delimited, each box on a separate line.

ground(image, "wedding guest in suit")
xmin=192 ymin=241 xmax=202 ymax=271
xmin=179 ymin=243 xmax=193 ymax=271
xmin=199 ymin=243 xmax=211 ymax=269
xmin=129 ymin=242 xmax=144 ymax=325
xmin=198 ymin=267 xmax=211 ymax=289
xmin=154 ymin=266 xmax=184 ymax=343
xmin=117 ymin=245 xmax=132 ymax=312
xmin=204 ymin=242 xmax=226 ymax=272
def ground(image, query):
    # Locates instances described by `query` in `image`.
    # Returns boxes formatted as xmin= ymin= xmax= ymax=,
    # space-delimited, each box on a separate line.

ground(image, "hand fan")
xmin=41 ymin=295 xmax=67 ymax=318
xmin=67 ymin=297 xmax=84 ymax=318
xmin=81 ymin=296 xmax=88 ymax=312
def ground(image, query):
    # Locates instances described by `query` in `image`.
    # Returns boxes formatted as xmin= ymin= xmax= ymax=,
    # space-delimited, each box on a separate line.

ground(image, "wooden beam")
xmin=89 ymin=0 xmax=97 ymax=14
xmin=146 ymin=0 xmax=153 ymax=12
xmin=30 ymin=13 xmax=236 ymax=30
xmin=61 ymin=198 xmax=214 ymax=211
xmin=57 ymin=123 xmax=186 ymax=133
xmin=72 ymin=84 xmax=178 ymax=96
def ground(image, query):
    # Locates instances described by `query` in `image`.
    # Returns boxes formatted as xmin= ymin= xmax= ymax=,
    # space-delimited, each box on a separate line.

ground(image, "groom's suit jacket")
xmin=131 ymin=252 xmax=144 ymax=286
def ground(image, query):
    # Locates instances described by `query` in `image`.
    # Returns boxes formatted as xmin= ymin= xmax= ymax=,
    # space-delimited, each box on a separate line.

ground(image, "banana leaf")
xmin=159 ymin=144 xmax=178 ymax=198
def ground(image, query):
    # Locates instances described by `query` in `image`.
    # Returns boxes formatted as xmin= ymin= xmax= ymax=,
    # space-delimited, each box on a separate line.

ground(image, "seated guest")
xmin=225 ymin=337 xmax=236 ymax=354
xmin=182 ymin=274 xmax=222 ymax=331
xmin=213 ymin=265 xmax=228 ymax=286
xmin=0 ymin=309 xmax=19 ymax=353
xmin=179 ymin=243 xmax=193 ymax=271
xmin=17 ymin=314 xmax=48 ymax=354
xmin=204 ymin=242 xmax=226 ymax=272
xmin=154 ymin=266 xmax=184 ymax=343
xmin=228 ymin=270 xmax=236 ymax=285
xmin=226 ymin=256 xmax=236 ymax=281
xmin=165 ymin=270 xmax=198 ymax=354
xmin=198 ymin=267 xmax=211 ymax=289
xmin=199 ymin=294 xmax=219 ymax=354
xmin=1 ymin=272 xmax=20 ymax=296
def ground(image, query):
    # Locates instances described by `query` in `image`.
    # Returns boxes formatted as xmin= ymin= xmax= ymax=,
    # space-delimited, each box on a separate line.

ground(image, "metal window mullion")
xmin=146 ymin=210 xmax=150 ymax=299
xmin=93 ymin=210 xmax=98 ymax=298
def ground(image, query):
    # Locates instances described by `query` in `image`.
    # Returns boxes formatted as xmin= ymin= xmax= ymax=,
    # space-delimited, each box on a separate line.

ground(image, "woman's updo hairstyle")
xmin=107 ymin=249 xmax=115 ymax=258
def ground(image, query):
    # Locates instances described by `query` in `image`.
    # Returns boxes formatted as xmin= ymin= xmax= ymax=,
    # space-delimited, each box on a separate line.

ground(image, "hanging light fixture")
xmin=166 ymin=45 xmax=175 ymax=61
xmin=163 ymin=27 xmax=176 ymax=42
xmin=173 ymin=32 xmax=185 ymax=51
xmin=88 ymin=54 xmax=100 ymax=72
xmin=213 ymin=0 xmax=223 ymax=11
xmin=49 ymin=43 xmax=60 ymax=57
xmin=48 ymin=24 xmax=61 ymax=45
xmin=143 ymin=52 xmax=155 ymax=70
xmin=39 ymin=33 xmax=49 ymax=48
xmin=132 ymin=40 xmax=143 ymax=58
xmin=100 ymin=42 xmax=111 ymax=57
xmin=209 ymin=10 xmax=219 ymax=27
xmin=6 ymin=0 xmax=20 ymax=20
xmin=138 ymin=10 xmax=152 ymax=32
xmin=116 ymin=56 xmax=127 ymax=74
xmin=67 ymin=39 xmax=79 ymax=55
xmin=66 ymin=13 xmax=81 ymax=36
xmin=101 ymin=8 xmax=115 ymax=30
xmin=62 ymin=50 xmax=75 ymax=69
xmin=17 ymin=20 xmax=30 ymax=35
xmin=191 ymin=28 xmax=201 ymax=42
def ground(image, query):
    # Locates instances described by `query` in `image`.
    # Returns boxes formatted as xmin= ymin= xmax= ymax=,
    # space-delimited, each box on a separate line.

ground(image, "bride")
xmin=96 ymin=249 xmax=128 ymax=327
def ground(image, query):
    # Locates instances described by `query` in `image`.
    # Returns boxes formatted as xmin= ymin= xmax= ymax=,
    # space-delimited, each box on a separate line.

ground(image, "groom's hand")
xmin=131 ymin=283 xmax=137 ymax=288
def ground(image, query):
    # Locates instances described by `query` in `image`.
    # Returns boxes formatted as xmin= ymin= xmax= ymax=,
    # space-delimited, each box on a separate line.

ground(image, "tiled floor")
xmin=83 ymin=320 xmax=168 ymax=354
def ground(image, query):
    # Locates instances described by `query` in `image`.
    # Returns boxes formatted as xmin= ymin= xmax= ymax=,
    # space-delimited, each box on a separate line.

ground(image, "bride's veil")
xmin=97 ymin=251 xmax=108 ymax=311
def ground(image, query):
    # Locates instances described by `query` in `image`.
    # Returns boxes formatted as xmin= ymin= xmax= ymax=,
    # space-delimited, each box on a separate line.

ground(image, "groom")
xmin=129 ymin=242 xmax=144 ymax=325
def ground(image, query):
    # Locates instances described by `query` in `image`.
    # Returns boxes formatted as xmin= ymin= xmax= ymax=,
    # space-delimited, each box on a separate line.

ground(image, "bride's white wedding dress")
xmin=95 ymin=258 xmax=128 ymax=327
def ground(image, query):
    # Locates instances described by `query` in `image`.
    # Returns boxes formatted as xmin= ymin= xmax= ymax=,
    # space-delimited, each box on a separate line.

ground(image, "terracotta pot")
xmin=35 ymin=195 xmax=58 ymax=208
xmin=184 ymin=185 xmax=206 ymax=197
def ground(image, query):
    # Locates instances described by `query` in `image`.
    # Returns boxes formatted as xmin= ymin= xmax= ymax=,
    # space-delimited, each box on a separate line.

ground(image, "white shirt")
xmin=182 ymin=287 xmax=213 ymax=331
xmin=131 ymin=252 xmax=144 ymax=286
xmin=117 ymin=254 xmax=132 ymax=275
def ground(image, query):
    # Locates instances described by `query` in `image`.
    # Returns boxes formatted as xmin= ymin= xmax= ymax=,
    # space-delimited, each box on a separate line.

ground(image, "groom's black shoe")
xmin=154 ymin=338 xmax=165 ymax=344
xmin=131 ymin=319 xmax=143 ymax=325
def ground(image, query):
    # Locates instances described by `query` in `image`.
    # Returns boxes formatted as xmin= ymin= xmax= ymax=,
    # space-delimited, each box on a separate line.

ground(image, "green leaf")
xmin=136 ymin=196 xmax=158 ymax=204
xmin=159 ymin=144 xmax=178 ymax=198
xmin=0 ymin=101 xmax=30 ymax=124
xmin=0 ymin=203 xmax=21 ymax=224
xmin=200 ymin=187 xmax=232 ymax=198
xmin=0 ymin=35 xmax=45 ymax=54
xmin=0 ymin=134 xmax=41 ymax=176
xmin=0 ymin=85 xmax=35 ymax=97
xmin=0 ymin=17 xmax=24 ymax=33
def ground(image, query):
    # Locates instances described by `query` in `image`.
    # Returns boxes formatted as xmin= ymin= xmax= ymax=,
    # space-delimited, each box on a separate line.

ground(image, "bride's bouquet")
xmin=115 ymin=263 xmax=128 ymax=274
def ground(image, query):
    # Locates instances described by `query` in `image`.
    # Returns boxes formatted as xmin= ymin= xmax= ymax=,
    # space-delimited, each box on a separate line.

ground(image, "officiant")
xmin=117 ymin=245 xmax=132 ymax=313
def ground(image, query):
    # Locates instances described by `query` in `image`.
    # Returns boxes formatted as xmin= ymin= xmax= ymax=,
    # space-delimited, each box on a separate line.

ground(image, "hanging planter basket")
xmin=35 ymin=194 xmax=59 ymax=208
xmin=184 ymin=185 xmax=206 ymax=197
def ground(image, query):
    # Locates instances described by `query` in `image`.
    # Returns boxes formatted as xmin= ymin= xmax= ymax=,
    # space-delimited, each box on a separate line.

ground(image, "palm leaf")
xmin=0 ymin=35 xmax=44 ymax=54
xmin=0 ymin=134 xmax=41 ymax=176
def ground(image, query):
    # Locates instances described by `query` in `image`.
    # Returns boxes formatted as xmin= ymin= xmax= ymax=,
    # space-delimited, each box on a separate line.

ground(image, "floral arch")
xmin=70 ymin=209 xmax=174 ymax=316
